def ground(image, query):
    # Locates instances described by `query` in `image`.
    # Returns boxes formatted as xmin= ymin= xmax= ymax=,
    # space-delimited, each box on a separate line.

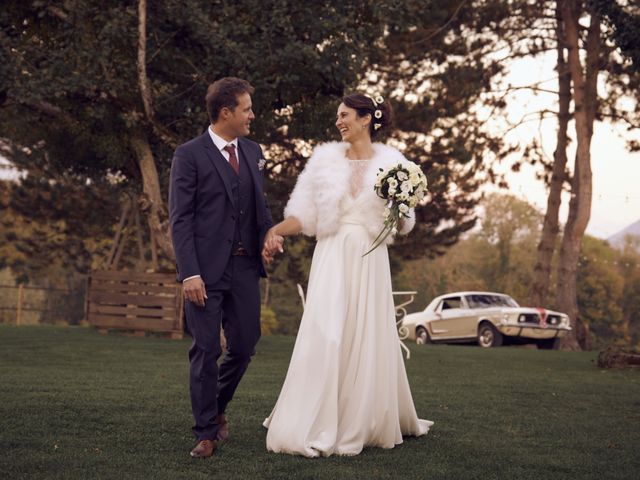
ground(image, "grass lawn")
xmin=0 ymin=325 xmax=638 ymax=480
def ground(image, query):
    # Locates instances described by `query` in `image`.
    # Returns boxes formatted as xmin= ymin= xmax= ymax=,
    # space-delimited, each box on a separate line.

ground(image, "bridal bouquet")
xmin=363 ymin=162 xmax=428 ymax=256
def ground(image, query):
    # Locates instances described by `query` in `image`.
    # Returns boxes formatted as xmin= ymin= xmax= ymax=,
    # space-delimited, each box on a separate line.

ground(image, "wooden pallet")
xmin=86 ymin=270 xmax=183 ymax=339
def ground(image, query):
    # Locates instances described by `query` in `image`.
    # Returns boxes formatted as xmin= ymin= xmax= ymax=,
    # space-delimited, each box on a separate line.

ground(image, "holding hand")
xmin=262 ymin=227 xmax=284 ymax=264
xmin=261 ymin=217 xmax=303 ymax=265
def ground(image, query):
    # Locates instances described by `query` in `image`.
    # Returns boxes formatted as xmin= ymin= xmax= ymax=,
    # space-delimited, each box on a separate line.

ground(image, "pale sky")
xmin=488 ymin=52 xmax=640 ymax=240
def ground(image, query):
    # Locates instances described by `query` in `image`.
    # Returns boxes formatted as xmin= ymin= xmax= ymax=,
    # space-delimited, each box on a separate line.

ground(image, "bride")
xmin=262 ymin=93 xmax=433 ymax=457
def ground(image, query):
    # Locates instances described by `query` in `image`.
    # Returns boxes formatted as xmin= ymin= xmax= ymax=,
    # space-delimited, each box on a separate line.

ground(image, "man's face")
xmin=225 ymin=92 xmax=255 ymax=138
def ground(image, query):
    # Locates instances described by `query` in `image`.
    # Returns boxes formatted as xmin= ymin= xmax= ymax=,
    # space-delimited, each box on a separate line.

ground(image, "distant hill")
xmin=608 ymin=219 xmax=640 ymax=250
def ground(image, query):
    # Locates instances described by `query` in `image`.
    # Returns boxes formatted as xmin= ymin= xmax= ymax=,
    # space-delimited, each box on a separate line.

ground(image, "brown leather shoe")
xmin=216 ymin=414 xmax=230 ymax=442
xmin=190 ymin=439 xmax=216 ymax=458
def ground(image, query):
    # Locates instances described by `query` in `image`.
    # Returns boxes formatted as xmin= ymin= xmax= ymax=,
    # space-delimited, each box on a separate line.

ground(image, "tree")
xmin=554 ymin=0 xmax=601 ymax=350
xmin=0 ymin=176 xmax=120 ymax=280
xmin=1 ymin=0 xmax=522 ymax=290
xmin=531 ymin=1 xmax=572 ymax=307
xmin=395 ymin=193 xmax=543 ymax=308
xmin=577 ymin=236 xmax=626 ymax=348
xmin=479 ymin=193 xmax=543 ymax=297
xmin=0 ymin=0 xmax=387 ymax=275
xmin=505 ymin=1 xmax=638 ymax=349
xmin=590 ymin=0 xmax=640 ymax=72
xmin=618 ymin=237 xmax=640 ymax=348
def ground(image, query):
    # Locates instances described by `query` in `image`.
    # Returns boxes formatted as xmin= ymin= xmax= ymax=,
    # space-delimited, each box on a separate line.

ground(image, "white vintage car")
xmin=400 ymin=291 xmax=571 ymax=349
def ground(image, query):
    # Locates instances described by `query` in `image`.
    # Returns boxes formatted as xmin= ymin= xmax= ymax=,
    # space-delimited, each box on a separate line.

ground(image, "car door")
xmin=430 ymin=296 xmax=467 ymax=339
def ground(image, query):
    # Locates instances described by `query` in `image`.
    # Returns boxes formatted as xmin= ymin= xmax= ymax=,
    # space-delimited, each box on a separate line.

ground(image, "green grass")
xmin=0 ymin=326 xmax=638 ymax=480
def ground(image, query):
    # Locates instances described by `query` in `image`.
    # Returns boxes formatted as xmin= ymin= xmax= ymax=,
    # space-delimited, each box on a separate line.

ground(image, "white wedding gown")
xmin=263 ymin=160 xmax=433 ymax=457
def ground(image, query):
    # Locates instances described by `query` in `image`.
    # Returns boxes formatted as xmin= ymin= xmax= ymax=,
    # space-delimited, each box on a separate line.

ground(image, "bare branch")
xmin=9 ymin=96 xmax=76 ymax=125
xmin=409 ymin=0 xmax=468 ymax=46
xmin=46 ymin=6 xmax=69 ymax=22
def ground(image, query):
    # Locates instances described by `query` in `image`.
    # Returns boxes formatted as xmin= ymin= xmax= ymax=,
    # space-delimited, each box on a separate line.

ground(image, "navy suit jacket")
xmin=169 ymin=131 xmax=273 ymax=285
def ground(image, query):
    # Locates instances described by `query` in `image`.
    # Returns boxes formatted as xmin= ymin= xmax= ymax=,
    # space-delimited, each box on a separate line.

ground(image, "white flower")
xmin=397 ymin=171 xmax=408 ymax=181
xmin=388 ymin=187 xmax=396 ymax=195
xmin=374 ymin=123 xmax=382 ymax=130
xmin=374 ymin=110 xmax=382 ymax=119
xmin=400 ymin=181 xmax=412 ymax=193
xmin=387 ymin=178 xmax=398 ymax=188
xmin=409 ymin=197 xmax=418 ymax=208
xmin=399 ymin=203 xmax=409 ymax=214
xmin=375 ymin=95 xmax=384 ymax=104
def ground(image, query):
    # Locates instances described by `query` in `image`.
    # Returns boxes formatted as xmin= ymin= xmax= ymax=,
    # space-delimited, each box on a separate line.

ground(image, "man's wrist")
xmin=183 ymin=275 xmax=201 ymax=283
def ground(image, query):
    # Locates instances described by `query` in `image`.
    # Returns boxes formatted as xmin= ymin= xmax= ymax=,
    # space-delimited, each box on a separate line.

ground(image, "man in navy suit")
xmin=169 ymin=77 xmax=282 ymax=458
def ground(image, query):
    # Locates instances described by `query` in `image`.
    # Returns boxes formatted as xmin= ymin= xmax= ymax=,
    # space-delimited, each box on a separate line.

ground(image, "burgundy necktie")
xmin=224 ymin=144 xmax=239 ymax=174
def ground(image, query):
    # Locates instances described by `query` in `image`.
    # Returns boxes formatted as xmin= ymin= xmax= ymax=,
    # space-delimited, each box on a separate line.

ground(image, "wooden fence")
xmin=86 ymin=270 xmax=184 ymax=339
xmin=0 ymin=283 xmax=85 ymax=325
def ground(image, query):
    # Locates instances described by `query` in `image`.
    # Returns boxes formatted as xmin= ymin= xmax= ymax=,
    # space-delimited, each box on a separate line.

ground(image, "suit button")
xmin=240 ymin=210 xmax=244 ymax=215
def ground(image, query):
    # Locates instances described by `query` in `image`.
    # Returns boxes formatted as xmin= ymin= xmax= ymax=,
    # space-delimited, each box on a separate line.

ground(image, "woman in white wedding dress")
xmin=262 ymin=94 xmax=433 ymax=457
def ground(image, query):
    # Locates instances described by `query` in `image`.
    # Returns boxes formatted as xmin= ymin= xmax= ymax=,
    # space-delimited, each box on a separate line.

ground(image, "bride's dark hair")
xmin=342 ymin=93 xmax=394 ymax=139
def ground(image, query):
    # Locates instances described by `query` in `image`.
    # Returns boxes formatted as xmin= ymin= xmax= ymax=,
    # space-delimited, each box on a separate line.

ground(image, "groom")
xmin=169 ymin=77 xmax=281 ymax=458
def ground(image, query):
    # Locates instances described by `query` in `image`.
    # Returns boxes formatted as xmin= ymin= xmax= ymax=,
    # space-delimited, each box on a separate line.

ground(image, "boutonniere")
xmin=258 ymin=158 xmax=266 ymax=171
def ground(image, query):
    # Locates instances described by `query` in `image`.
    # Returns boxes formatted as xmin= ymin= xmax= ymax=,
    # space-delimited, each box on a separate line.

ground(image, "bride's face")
xmin=335 ymin=103 xmax=370 ymax=143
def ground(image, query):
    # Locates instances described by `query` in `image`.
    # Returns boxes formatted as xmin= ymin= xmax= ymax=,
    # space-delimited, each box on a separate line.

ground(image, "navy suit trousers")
xmin=185 ymin=254 xmax=261 ymax=441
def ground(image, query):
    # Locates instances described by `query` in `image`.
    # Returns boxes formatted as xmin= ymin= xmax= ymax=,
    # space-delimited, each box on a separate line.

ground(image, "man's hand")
xmin=183 ymin=276 xmax=207 ymax=307
xmin=261 ymin=228 xmax=284 ymax=265
xmin=262 ymin=246 xmax=275 ymax=265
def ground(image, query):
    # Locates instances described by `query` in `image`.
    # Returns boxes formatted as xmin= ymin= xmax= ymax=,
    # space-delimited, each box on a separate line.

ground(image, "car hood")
xmin=507 ymin=307 xmax=567 ymax=316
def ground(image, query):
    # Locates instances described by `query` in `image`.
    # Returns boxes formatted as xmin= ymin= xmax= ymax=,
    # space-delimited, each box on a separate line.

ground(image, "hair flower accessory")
xmin=374 ymin=110 xmax=382 ymax=119
xmin=373 ymin=95 xmax=384 ymax=105
xmin=374 ymin=123 xmax=382 ymax=130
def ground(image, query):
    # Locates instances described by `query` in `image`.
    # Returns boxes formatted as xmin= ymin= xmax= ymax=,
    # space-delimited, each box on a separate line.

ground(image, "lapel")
xmin=201 ymin=131 xmax=236 ymax=208
xmin=238 ymin=138 xmax=267 ymax=225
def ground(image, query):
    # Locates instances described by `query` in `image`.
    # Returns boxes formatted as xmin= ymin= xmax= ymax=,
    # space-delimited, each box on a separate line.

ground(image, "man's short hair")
xmin=205 ymin=77 xmax=254 ymax=123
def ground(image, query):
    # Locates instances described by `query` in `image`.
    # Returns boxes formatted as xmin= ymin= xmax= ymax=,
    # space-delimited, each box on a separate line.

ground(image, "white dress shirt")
xmin=208 ymin=126 xmax=239 ymax=163
xmin=183 ymin=128 xmax=239 ymax=283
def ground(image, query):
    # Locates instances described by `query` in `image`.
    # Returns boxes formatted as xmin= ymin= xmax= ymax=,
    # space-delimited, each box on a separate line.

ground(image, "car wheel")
xmin=536 ymin=338 xmax=560 ymax=350
xmin=416 ymin=326 xmax=430 ymax=345
xmin=477 ymin=323 xmax=503 ymax=348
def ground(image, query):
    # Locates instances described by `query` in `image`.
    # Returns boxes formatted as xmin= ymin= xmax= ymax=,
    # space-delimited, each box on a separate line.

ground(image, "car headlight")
xmin=501 ymin=314 xmax=509 ymax=325
xmin=518 ymin=314 xmax=526 ymax=323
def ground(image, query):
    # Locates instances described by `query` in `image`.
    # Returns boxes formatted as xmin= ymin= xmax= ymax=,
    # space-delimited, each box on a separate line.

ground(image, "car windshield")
xmin=466 ymin=294 xmax=518 ymax=308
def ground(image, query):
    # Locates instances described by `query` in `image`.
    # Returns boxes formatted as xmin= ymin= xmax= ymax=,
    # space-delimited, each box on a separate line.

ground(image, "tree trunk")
xmin=130 ymin=129 xmax=174 ymax=262
xmin=555 ymin=0 xmax=600 ymax=351
xmin=530 ymin=3 xmax=571 ymax=307
xmin=136 ymin=0 xmax=178 ymax=149
xmin=133 ymin=199 xmax=147 ymax=270
xmin=148 ymin=220 xmax=159 ymax=271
